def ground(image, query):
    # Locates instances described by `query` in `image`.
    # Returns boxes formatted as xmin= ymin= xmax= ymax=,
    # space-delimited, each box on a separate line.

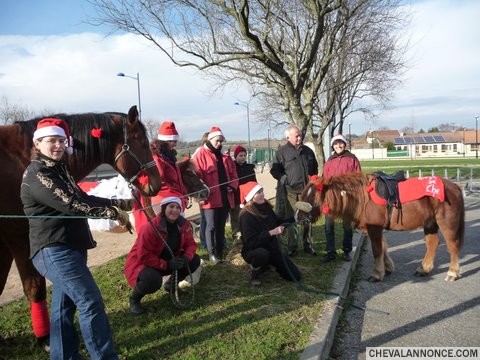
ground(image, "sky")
xmin=1 ymin=0 xmax=479 ymax=141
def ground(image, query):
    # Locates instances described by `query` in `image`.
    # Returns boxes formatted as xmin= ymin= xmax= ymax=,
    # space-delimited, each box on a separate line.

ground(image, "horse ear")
xmin=127 ymin=106 xmax=139 ymax=124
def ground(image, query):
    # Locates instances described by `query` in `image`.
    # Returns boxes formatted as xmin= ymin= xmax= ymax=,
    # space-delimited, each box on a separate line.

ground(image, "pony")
xmin=0 ymin=105 xmax=161 ymax=342
xmin=297 ymin=173 xmax=465 ymax=282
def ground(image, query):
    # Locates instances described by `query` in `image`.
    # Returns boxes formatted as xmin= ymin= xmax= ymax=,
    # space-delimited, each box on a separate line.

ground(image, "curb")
xmin=300 ymin=233 xmax=366 ymax=360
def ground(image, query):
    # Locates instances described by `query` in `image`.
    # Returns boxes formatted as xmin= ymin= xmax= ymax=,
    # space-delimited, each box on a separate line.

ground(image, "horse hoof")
xmin=444 ymin=271 xmax=460 ymax=282
xmin=367 ymin=276 xmax=381 ymax=282
xmin=385 ymin=270 xmax=392 ymax=276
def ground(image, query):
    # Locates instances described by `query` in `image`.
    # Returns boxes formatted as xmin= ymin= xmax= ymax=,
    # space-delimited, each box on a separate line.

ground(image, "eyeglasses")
xmin=42 ymin=137 xmax=67 ymax=145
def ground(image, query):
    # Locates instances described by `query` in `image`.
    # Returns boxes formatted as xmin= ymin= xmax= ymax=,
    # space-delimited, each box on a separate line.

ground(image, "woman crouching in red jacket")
xmin=124 ymin=195 xmax=201 ymax=314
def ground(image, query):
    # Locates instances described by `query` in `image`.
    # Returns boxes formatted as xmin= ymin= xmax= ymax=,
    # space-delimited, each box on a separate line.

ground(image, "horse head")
xmin=178 ymin=157 xmax=210 ymax=202
xmin=110 ymin=106 xmax=161 ymax=196
xmin=298 ymin=176 xmax=328 ymax=223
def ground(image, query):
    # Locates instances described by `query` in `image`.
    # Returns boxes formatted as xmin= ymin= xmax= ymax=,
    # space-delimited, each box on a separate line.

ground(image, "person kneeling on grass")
xmin=124 ymin=195 xmax=202 ymax=314
xmin=239 ymin=181 xmax=302 ymax=286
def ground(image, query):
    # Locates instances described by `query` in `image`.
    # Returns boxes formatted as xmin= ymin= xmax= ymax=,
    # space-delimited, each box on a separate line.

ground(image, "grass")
xmin=360 ymin=157 xmax=480 ymax=179
xmin=0 ymin=220 xmax=350 ymax=360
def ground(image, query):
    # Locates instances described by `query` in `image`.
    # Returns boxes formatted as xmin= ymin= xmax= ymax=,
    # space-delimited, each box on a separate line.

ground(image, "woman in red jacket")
xmin=193 ymin=126 xmax=238 ymax=264
xmin=125 ymin=195 xmax=201 ymax=314
xmin=321 ymin=134 xmax=362 ymax=263
xmin=132 ymin=121 xmax=189 ymax=231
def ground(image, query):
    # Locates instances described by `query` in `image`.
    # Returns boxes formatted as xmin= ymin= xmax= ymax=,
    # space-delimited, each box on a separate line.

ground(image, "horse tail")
xmin=457 ymin=188 xmax=465 ymax=250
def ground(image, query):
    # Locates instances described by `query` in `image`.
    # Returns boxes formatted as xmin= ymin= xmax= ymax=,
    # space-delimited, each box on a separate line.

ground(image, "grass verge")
xmin=0 ymin=220 xmax=350 ymax=360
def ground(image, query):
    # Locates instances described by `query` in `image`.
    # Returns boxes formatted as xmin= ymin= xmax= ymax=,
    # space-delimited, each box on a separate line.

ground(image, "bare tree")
xmin=0 ymin=96 xmax=35 ymax=125
xmin=90 ymin=0 xmax=408 ymax=163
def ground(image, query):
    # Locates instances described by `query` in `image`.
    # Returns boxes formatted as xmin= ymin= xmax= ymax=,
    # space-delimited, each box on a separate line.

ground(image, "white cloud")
xmin=1 ymin=0 xmax=479 ymax=140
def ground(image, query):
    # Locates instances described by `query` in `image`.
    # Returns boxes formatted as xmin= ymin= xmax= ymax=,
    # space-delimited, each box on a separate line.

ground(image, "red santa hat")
xmin=330 ymin=134 xmax=347 ymax=147
xmin=233 ymin=145 xmax=247 ymax=159
xmin=239 ymin=181 xmax=263 ymax=206
xmin=33 ymin=118 xmax=73 ymax=154
xmin=158 ymin=121 xmax=180 ymax=141
xmin=207 ymin=126 xmax=224 ymax=140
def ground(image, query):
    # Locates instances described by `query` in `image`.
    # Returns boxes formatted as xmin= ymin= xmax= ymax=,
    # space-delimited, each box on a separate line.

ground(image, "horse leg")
xmin=8 ymin=228 xmax=50 ymax=342
xmin=367 ymin=226 xmax=386 ymax=282
xmin=382 ymin=236 xmax=395 ymax=275
xmin=0 ymin=239 xmax=14 ymax=295
xmin=440 ymin=227 xmax=462 ymax=282
xmin=415 ymin=232 xmax=439 ymax=277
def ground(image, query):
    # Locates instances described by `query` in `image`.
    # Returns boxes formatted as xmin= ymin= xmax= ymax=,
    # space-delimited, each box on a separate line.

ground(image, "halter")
xmin=113 ymin=116 xmax=156 ymax=183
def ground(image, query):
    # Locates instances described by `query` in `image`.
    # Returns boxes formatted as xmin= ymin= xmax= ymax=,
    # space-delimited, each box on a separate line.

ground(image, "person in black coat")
xmin=230 ymin=145 xmax=257 ymax=239
xmin=239 ymin=181 xmax=301 ymax=286
xmin=20 ymin=118 xmax=131 ymax=360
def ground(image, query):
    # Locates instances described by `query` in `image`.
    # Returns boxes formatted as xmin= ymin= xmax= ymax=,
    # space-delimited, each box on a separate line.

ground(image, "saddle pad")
xmin=367 ymin=176 xmax=445 ymax=205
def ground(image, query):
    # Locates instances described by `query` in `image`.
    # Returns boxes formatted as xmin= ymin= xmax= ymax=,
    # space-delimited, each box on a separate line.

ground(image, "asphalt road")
xmin=331 ymin=196 xmax=480 ymax=359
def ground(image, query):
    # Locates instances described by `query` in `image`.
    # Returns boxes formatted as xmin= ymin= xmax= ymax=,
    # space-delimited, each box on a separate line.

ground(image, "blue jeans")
xmin=32 ymin=245 xmax=118 ymax=360
xmin=324 ymin=216 xmax=353 ymax=255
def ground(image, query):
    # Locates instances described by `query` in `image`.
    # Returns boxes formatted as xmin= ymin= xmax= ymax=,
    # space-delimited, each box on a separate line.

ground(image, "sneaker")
xmin=343 ymin=252 xmax=352 ymax=262
xmin=303 ymin=243 xmax=317 ymax=255
xmin=250 ymin=270 xmax=261 ymax=286
xmin=320 ymin=253 xmax=336 ymax=263
xmin=209 ymin=254 xmax=219 ymax=265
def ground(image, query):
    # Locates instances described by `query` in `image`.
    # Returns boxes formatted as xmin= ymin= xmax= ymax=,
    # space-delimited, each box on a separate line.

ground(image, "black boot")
xmin=129 ymin=289 xmax=145 ymax=315
xmin=250 ymin=266 xmax=262 ymax=286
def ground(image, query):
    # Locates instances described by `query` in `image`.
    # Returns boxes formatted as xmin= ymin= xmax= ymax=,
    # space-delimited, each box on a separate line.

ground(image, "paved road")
xmin=332 ymin=196 xmax=480 ymax=359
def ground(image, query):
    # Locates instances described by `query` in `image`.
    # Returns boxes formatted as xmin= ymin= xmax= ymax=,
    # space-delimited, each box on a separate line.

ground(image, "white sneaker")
xmin=179 ymin=259 xmax=204 ymax=289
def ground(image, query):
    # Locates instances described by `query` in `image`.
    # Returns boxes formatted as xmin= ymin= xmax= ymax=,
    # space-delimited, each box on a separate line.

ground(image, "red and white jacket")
xmin=193 ymin=145 xmax=238 ymax=209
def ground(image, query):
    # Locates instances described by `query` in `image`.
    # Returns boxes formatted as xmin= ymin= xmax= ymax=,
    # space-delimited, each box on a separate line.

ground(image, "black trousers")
xmin=135 ymin=254 xmax=201 ymax=295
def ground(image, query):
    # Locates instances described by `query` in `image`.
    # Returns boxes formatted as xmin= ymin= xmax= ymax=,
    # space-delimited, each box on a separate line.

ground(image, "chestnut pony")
xmin=0 ymin=105 xmax=161 ymax=341
xmin=298 ymin=173 xmax=465 ymax=282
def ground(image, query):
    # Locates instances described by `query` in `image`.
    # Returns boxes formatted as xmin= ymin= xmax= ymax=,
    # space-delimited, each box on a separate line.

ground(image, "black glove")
xmin=114 ymin=199 xmax=135 ymax=211
xmin=169 ymin=256 xmax=187 ymax=271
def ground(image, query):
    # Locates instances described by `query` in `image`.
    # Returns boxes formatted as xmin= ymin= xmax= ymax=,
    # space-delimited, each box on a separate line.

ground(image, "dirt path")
xmin=0 ymin=231 xmax=136 ymax=306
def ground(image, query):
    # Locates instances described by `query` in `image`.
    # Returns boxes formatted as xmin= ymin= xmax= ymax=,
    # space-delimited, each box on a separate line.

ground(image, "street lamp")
xmin=348 ymin=122 xmax=352 ymax=150
xmin=117 ymin=72 xmax=142 ymax=120
xmin=267 ymin=119 xmax=272 ymax=162
xmin=476 ymin=116 xmax=479 ymax=159
xmin=234 ymin=101 xmax=251 ymax=159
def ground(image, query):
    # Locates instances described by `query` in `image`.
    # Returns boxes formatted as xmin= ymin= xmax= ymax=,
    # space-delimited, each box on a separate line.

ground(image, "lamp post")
xmin=234 ymin=101 xmax=251 ymax=160
xmin=476 ymin=116 xmax=479 ymax=159
xmin=117 ymin=72 xmax=142 ymax=120
xmin=348 ymin=122 xmax=352 ymax=150
xmin=463 ymin=127 xmax=466 ymax=157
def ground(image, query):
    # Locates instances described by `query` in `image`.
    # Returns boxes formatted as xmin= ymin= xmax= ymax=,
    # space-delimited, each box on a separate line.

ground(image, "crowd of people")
xmin=21 ymin=117 xmax=358 ymax=357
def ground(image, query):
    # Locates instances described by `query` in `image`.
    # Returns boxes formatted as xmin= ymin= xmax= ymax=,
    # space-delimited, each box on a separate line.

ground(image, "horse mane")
xmin=306 ymin=173 xmax=369 ymax=224
xmin=16 ymin=112 xmax=129 ymax=166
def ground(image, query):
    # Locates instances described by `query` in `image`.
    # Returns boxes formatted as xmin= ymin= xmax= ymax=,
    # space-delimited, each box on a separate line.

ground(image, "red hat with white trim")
xmin=159 ymin=196 xmax=183 ymax=208
xmin=207 ymin=126 xmax=224 ymax=140
xmin=33 ymin=118 xmax=74 ymax=154
xmin=330 ymin=134 xmax=347 ymax=147
xmin=239 ymin=181 xmax=263 ymax=206
xmin=157 ymin=121 xmax=179 ymax=141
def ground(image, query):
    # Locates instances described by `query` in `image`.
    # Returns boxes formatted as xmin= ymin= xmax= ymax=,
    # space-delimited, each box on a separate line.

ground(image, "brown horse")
xmin=0 ymin=105 xmax=161 ymax=341
xmin=298 ymin=173 xmax=465 ymax=282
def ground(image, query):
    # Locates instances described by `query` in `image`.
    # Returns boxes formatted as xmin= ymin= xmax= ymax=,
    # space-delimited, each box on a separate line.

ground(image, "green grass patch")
xmin=360 ymin=157 xmax=480 ymax=179
xmin=0 ymin=220 xmax=351 ymax=360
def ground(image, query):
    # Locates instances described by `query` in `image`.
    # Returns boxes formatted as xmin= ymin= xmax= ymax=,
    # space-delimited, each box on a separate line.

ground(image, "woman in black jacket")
xmin=238 ymin=181 xmax=301 ymax=286
xmin=20 ymin=118 xmax=131 ymax=360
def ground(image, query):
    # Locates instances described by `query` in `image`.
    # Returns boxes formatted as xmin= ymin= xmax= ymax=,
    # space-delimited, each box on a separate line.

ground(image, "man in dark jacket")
xmin=270 ymin=125 xmax=318 ymax=256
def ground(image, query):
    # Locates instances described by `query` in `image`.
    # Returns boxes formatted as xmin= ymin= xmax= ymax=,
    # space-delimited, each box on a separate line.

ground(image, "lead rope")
xmin=276 ymin=220 xmax=389 ymax=315
xmin=130 ymin=186 xmax=195 ymax=309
